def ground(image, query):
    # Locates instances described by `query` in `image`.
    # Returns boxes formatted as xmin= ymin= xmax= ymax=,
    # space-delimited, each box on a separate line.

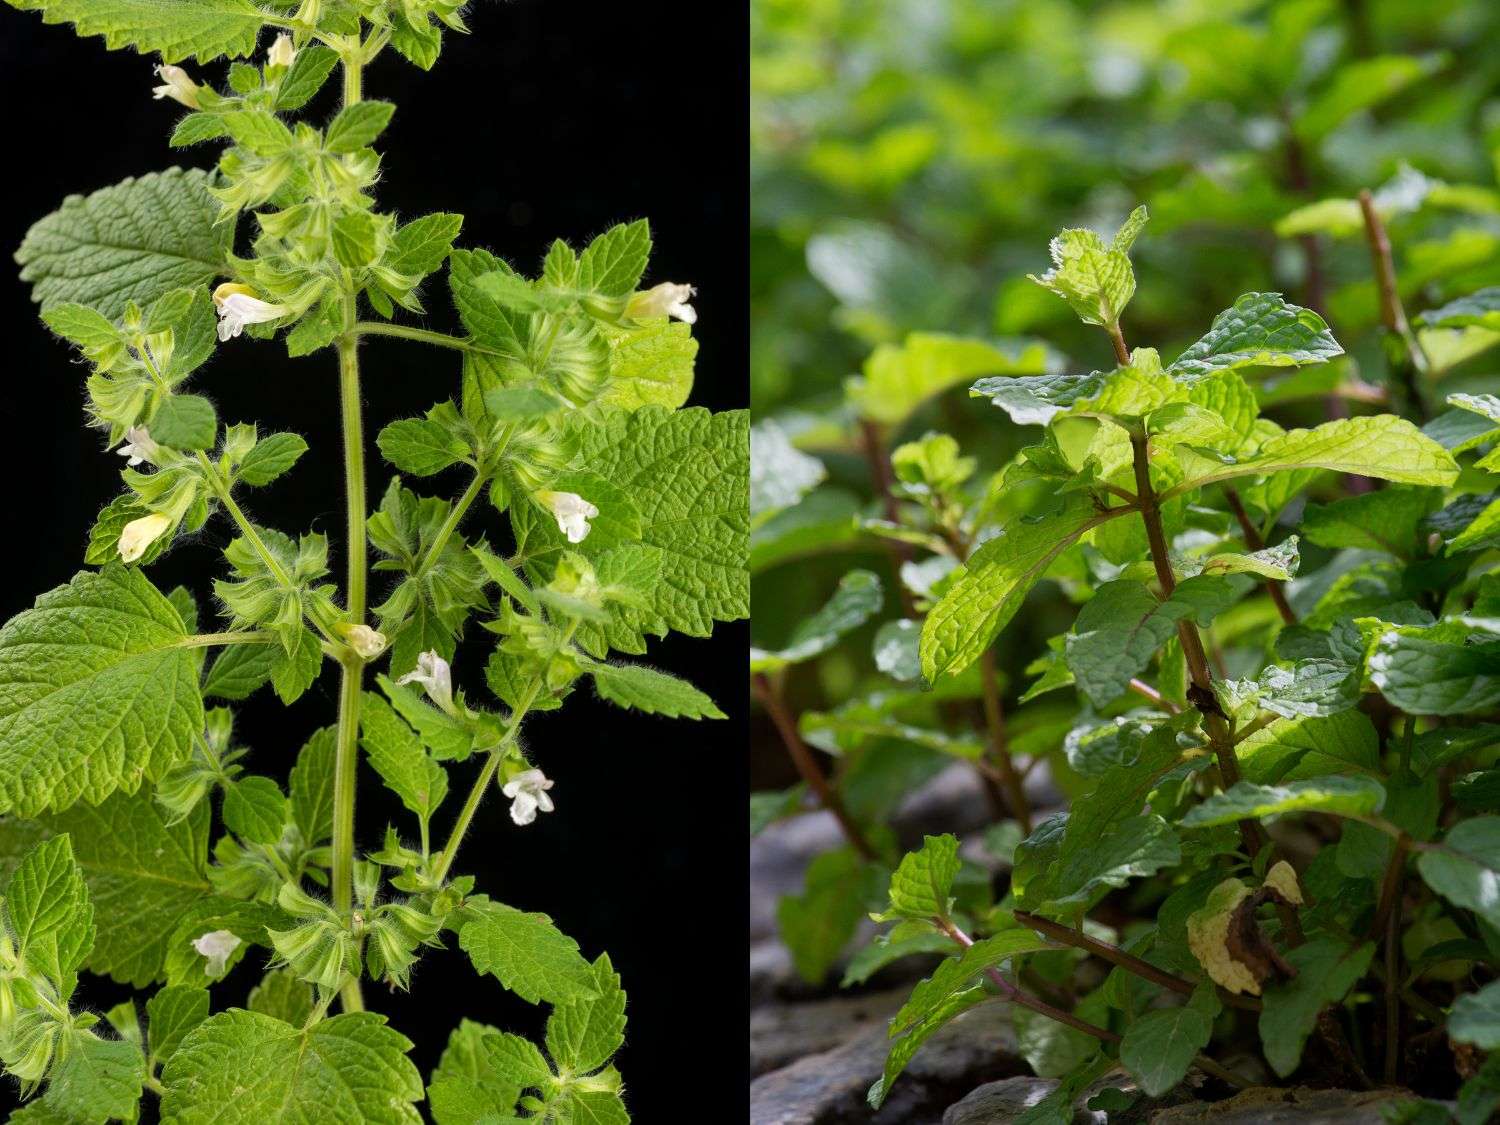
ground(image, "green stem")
xmin=414 ymin=471 xmax=486 ymax=581
xmin=197 ymin=453 xmax=296 ymax=589
xmin=354 ymin=322 xmax=475 ymax=351
xmin=174 ymin=630 xmax=279 ymax=649
xmin=330 ymin=48 xmax=368 ymax=1017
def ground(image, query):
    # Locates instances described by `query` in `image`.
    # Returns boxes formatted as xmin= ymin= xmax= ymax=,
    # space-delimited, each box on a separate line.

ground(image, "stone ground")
xmin=748 ymin=764 xmax=1427 ymax=1123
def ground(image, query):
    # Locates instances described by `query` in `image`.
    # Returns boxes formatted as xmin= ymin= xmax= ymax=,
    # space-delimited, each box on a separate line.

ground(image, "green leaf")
xmin=1168 ymin=292 xmax=1343 ymax=380
xmin=274 ymin=44 xmax=339 ymax=110
xmin=1168 ymin=415 xmax=1458 ymax=496
xmin=1181 ymin=777 xmax=1385 ymax=828
xmin=484 ymin=1032 xmax=551 ymax=1090
xmin=588 ymin=662 xmax=724 ymax=719
xmin=1419 ymin=288 xmax=1500 ymax=332
xmin=270 ymin=627 xmax=322 ymax=705
xmin=1417 ymin=817 xmax=1500 ymax=930
xmin=1258 ymin=938 xmax=1375 ymax=1077
xmin=458 ymin=900 xmax=599 ymax=1006
xmin=3 ymin=834 xmax=93 ymax=987
xmin=970 ymin=371 xmax=1105 ymax=427
xmin=0 ymin=792 xmax=218 ymax=988
xmin=151 ymin=394 xmax=217 ymax=450
xmin=848 ymin=332 xmax=1050 ymax=425
xmin=1236 ymin=710 xmax=1378 ymax=782
xmin=221 ymin=775 xmax=287 ymax=845
xmin=146 ymin=986 xmax=210 ymax=1067
xmin=922 ymin=495 xmax=1124 ymax=681
xmin=288 ymin=726 xmax=336 ymax=844
xmin=868 ymin=987 xmax=987 ymax=1108
xmin=1028 ymin=205 xmax=1147 ymax=327
xmin=1023 ymin=813 xmax=1181 ymax=918
xmin=377 ymin=418 xmax=468 ymax=476
xmin=387 ymin=213 xmax=463 ymax=280
xmin=1449 ymin=979 xmax=1500 ymax=1049
xmin=546 ymin=954 xmax=626 ymax=1076
xmin=428 ymin=1020 xmax=516 ymax=1125
xmin=513 ymin=406 xmax=748 ymax=649
xmin=359 ymin=694 xmax=447 ymax=822
xmin=161 ymin=1010 xmax=424 ymax=1123
xmin=877 ymin=834 xmax=960 ymax=923
xmin=0 ymin=566 xmax=204 ymax=816
xmin=751 ymin=420 xmax=826 ymax=524
xmin=1119 ymin=984 xmax=1220 ymax=1096
xmin=44 ymin=1033 xmax=146 ymax=1124
xmin=325 ymin=101 xmax=395 ymax=153
xmin=778 ymin=846 xmax=882 ymax=983
xmin=237 ymin=432 xmax=308 ymax=487
xmin=1300 ymin=488 xmax=1441 ymax=557
xmin=202 ymin=642 xmax=276 ymax=700
xmin=246 ymin=968 xmax=313 ymax=1026
xmin=577 ymin=220 xmax=651 ymax=297
xmin=890 ymin=930 xmax=1053 ymax=1041
xmin=17 ymin=169 xmax=231 ymax=317
xmin=1370 ymin=629 xmax=1500 ymax=716
xmin=5 ymin=0 xmax=266 ymax=62
xmin=600 ymin=318 xmax=697 ymax=411
xmin=1296 ymin=53 xmax=1444 ymax=141
xmin=750 ymin=569 xmax=882 ymax=672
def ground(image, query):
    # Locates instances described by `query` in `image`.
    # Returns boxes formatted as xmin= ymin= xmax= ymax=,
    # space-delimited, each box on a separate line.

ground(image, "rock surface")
xmin=751 ymin=990 xmax=906 ymax=1077
xmin=1150 ymin=1086 xmax=1424 ymax=1123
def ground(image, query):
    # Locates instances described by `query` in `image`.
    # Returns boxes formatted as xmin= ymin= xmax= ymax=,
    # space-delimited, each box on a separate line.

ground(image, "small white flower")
xmin=116 ymin=426 xmax=158 ymax=467
xmin=118 ymin=512 xmax=172 ymax=563
xmin=396 ymin=650 xmax=456 ymax=716
xmin=340 ymin=623 xmax=388 ymax=660
xmin=191 ymin=929 xmax=241 ymax=976
xmin=627 ymin=282 xmax=697 ymax=324
xmin=502 ymin=768 xmax=555 ymax=826
xmin=267 ymin=33 xmax=297 ymax=70
xmin=538 ymin=491 xmax=599 ymax=544
xmin=213 ymin=283 xmax=288 ymax=342
xmin=152 ymin=64 xmax=201 ymax=110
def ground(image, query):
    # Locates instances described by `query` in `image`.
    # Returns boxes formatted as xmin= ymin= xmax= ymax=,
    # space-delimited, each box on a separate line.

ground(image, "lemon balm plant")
xmin=754 ymin=206 xmax=1500 ymax=1117
xmin=0 ymin=3 xmax=747 ymax=1122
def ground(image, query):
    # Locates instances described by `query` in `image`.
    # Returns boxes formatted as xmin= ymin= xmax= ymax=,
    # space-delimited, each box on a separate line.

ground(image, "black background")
xmin=0 ymin=2 xmax=746 ymax=1117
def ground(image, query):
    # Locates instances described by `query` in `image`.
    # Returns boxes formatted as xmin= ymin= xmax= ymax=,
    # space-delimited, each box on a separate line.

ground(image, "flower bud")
xmin=152 ymin=64 xmax=201 ymax=110
xmin=338 ymin=622 xmax=388 ymax=660
xmin=267 ymin=33 xmax=297 ymax=70
xmin=118 ymin=512 xmax=172 ymax=563
xmin=191 ymin=929 xmax=242 ymax=977
xmin=536 ymin=491 xmax=598 ymax=545
xmin=213 ymin=283 xmax=288 ymax=342
xmin=626 ymin=281 xmax=697 ymax=324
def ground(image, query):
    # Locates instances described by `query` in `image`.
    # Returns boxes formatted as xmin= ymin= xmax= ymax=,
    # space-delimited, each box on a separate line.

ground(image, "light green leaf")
xmin=325 ymin=101 xmax=395 ymax=153
xmin=877 ymin=834 xmax=960 ymax=923
xmin=288 ymin=726 xmax=336 ymax=844
xmin=0 ymin=566 xmax=204 ymax=817
xmin=221 ymin=775 xmax=288 ymax=846
xmin=428 ymin=1020 xmax=516 ymax=1125
xmin=588 ymin=662 xmax=724 ymax=719
xmin=578 ymin=220 xmax=650 ymax=297
xmin=44 ymin=1033 xmax=146 ymax=1124
xmin=1258 ymin=938 xmax=1375 ymax=1077
xmin=1296 ymin=53 xmax=1444 ymax=141
xmin=546 ymin=954 xmax=626 ymax=1076
xmin=359 ymin=694 xmax=447 ymax=822
xmin=1417 ymin=817 xmax=1500 ymax=931
xmin=750 ymin=569 xmax=882 ymax=672
xmin=922 ymin=495 xmax=1128 ymax=681
xmin=246 ymin=969 xmax=313 ymax=1026
xmin=1420 ymin=288 xmax=1500 ymax=332
xmin=377 ymin=418 xmax=468 ymax=477
xmin=3 ymin=834 xmax=93 ymax=988
xmin=1168 ymin=292 xmax=1342 ymax=380
xmin=1449 ymin=979 xmax=1500 ymax=1050
xmin=1300 ymin=488 xmax=1441 ymax=557
xmin=274 ymin=43 xmax=338 ymax=110
xmin=146 ymin=986 xmax=210 ymax=1067
xmin=457 ymin=900 xmax=599 ymax=1006
xmin=600 ymin=317 xmax=697 ymax=411
xmin=5 ymin=0 xmax=265 ymax=62
xmin=970 ymin=371 xmax=1103 ymax=426
xmin=1181 ymin=777 xmax=1385 ymax=828
xmin=779 ymin=847 xmax=882 ymax=982
xmin=850 ymin=331 xmax=1050 ymax=425
xmin=1028 ymin=206 xmax=1147 ymax=327
xmin=161 ymin=1010 xmax=423 ymax=1123
xmin=1119 ymin=984 xmax=1220 ymax=1096
xmin=387 ymin=213 xmax=463 ymax=280
xmin=1168 ymin=415 xmax=1458 ymax=497
xmin=868 ymin=988 xmax=986 ymax=1109
xmin=1369 ymin=629 xmax=1500 ymax=715
xmin=17 ymin=169 xmax=230 ymax=317
xmin=237 ymin=432 xmax=308 ymax=487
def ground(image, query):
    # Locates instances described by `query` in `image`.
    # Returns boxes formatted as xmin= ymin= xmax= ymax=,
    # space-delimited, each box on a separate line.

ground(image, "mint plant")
xmin=753 ymin=205 xmax=1500 ymax=1115
xmin=0 ymin=4 xmax=747 ymax=1122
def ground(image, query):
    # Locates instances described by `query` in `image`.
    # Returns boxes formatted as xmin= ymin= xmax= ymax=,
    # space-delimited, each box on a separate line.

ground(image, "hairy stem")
xmin=174 ymin=630 xmax=279 ymax=649
xmin=980 ymin=650 xmax=1031 ymax=834
xmin=354 ymin=321 xmax=475 ymax=351
xmin=414 ymin=471 xmax=485 ymax=581
xmin=1224 ymin=487 xmax=1296 ymax=627
xmin=329 ymin=48 xmax=368 ymax=1017
xmin=197 ymin=453 xmax=294 ymax=588
xmin=753 ymin=672 xmax=876 ymax=861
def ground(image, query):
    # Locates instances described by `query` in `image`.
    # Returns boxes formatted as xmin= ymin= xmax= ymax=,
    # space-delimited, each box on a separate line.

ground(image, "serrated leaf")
xmin=325 ymin=101 xmax=395 ymax=153
xmin=1182 ymin=777 xmax=1385 ymax=828
xmin=588 ymin=662 xmax=724 ymax=719
xmin=274 ymin=43 xmax=339 ymax=110
xmin=146 ymin=986 xmax=210 ymax=1067
xmin=850 ymin=332 xmax=1050 ymax=425
xmin=288 ymin=726 xmax=336 ymax=844
xmin=0 ymin=791 xmax=218 ymax=988
xmin=750 ymin=569 xmax=882 ymax=672
xmin=457 ymin=900 xmax=598 ymax=1006
xmin=1300 ymin=487 xmax=1441 ymax=557
xmin=237 ymin=432 xmax=307 ymax=487
xmin=161 ymin=1010 xmax=424 ymax=1123
xmin=269 ymin=627 xmax=322 ymax=705
xmin=1169 ymin=292 xmax=1342 ymax=380
xmin=151 ymin=394 xmax=217 ymax=450
xmin=1028 ymin=206 xmax=1147 ymax=327
xmin=428 ymin=1019 xmax=516 ymax=1125
xmin=546 ymin=954 xmax=626 ymax=1075
xmin=44 ymin=1033 xmax=146 ymax=1124
xmin=601 ymin=317 xmax=697 ymax=411
xmin=221 ymin=775 xmax=287 ymax=845
xmin=1258 ymin=938 xmax=1375 ymax=1077
xmin=922 ymin=495 xmax=1124 ymax=681
xmin=3 ymin=834 xmax=92 ymax=987
xmin=578 ymin=220 xmax=650 ymax=297
xmin=0 ymin=566 xmax=203 ymax=816
xmin=387 ymin=212 xmax=463 ymax=279
xmin=1119 ymin=984 xmax=1220 ymax=1096
xmin=513 ymin=407 xmax=748 ymax=649
xmin=6 ymin=0 xmax=265 ymax=63
xmin=246 ymin=968 xmax=313 ymax=1026
xmin=1169 ymin=415 xmax=1458 ymax=496
xmin=779 ymin=846 xmax=882 ymax=983
xmin=376 ymin=418 xmax=468 ymax=476
xmin=202 ymin=642 xmax=276 ymax=700
xmin=1369 ymin=629 xmax=1500 ymax=715
xmin=359 ymin=694 xmax=447 ymax=822
xmin=878 ymin=834 xmax=959 ymax=923
xmin=17 ymin=169 xmax=230 ymax=317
